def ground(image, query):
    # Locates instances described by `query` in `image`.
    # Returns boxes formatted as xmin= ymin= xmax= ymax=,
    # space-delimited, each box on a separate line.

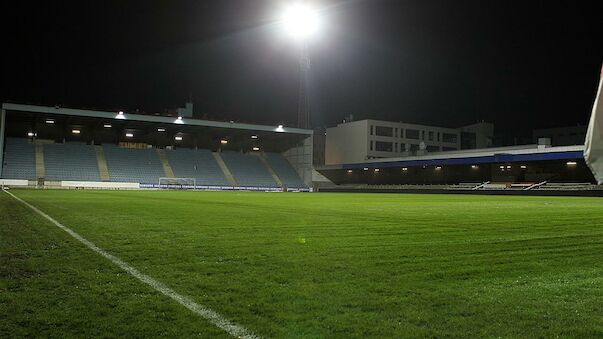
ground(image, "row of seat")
xmin=1 ymin=138 xmax=307 ymax=188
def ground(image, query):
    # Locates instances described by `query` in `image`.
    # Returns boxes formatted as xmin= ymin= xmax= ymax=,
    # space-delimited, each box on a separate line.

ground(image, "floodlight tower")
xmin=281 ymin=3 xmax=321 ymax=129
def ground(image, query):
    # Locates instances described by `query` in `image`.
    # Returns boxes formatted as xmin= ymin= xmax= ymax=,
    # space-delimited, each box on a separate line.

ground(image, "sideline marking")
xmin=4 ymin=189 xmax=258 ymax=339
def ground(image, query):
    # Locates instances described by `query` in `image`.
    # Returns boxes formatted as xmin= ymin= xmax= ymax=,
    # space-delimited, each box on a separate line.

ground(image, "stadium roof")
xmin=2 ymin=103 xmax=312 ymax=135
xmin=1 ymin=103 xmax=312 ymax=152
xmin=317 ymin=144 xmax=586 ymax=170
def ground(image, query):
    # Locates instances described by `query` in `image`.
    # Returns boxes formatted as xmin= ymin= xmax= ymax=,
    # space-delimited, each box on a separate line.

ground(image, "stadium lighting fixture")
xmin=175 ymin=136 xmax=183 ymax=141
xmin=280 ymin=3 xmax=321 ymax=41
xmin=435 ymin=166 xmax=442 ymax=170
xmin=27 ymin=132 xmax=35 ymax=137
xmin=125 ymin=132 xmax=134 ymax=138
xmin=374 ymin=168 xmax=380 ymax=173
xmin=45 ymin=119 xmax=54 ymax=124
xmin=402 ymin=167 xmax=408 ymax=171
xmin=251 ymin=135 xmax=258 ymax=139
xmin=252 ymin=146 xmax=260 ymax=151
xmin=103 ymin=124 xmax=112 ymax=128
xmin=363 ymin=167 xmax=369 ymax=171
xmin=471 ymin=165 xmax=478 ymax=169
xmin=506 ymin=165 xmax=512 ymax=169
xmin=157 ymin=128 xmax=166 ymax=132
xmin=72 ymin=129 xmax=81 ymax=134
xmin=220 ymin=139 xmax=228 ymax=145
xmin=499 ymin=165 xmax=505 ymax=169
xmin=276 ymin=124 xmax=285 ymax=132
xmin=175 ymin=116 xmax=184 ymax=124
xmin=347 ymin=169 xmax=353 ymax=174
xmin=116 ymin=111 xmax=126 ymax=120
xmin=566 ymin=161 xmax=577 ymax=166
xmin=520 ymin=165 xmax=527 ymax=169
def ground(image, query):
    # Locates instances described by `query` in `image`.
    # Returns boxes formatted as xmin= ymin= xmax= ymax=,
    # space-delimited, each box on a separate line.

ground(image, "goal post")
xmin=158 ymin=177 xmax=196 ymax=190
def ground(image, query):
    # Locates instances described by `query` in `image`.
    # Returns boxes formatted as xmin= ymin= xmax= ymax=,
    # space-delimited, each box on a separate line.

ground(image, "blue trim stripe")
xmin=344 ymin=151 xmax=584 ymax=169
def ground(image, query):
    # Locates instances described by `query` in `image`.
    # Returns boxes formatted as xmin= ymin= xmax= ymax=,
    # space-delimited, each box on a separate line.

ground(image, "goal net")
xmin=158 ymin=177 xmax=196 ymax=189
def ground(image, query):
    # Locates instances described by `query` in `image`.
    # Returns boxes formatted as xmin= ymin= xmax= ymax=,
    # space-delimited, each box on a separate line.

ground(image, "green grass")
xmin=2 ymin=190 xmax=603 ymax=338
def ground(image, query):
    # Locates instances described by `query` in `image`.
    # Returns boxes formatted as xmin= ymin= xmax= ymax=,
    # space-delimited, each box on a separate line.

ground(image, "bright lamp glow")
xmin=45 ymin=119 xmax=54 ymax=124
xmin=220 ymin=139 xmax=228 ymax=145
xmin=252 ymin=146 xmax=260 ymax=151
xmin=566 ymin=161 xmax=577 ymax=166
xmin=27 ymin=132 xmax=35 ymax=137
xmin=116 ymin=111 xmax=125 ymax=120
xmin=103 ymin=124 xmax=112 ymax=128
xmin=175 ymin=136 xmax=183 ymax=141
xmin=280 ymin=3 xmax=321 ymax=40
xmin=125 ymin=133 xmax=133 ymax=138
xmin=72 ymin=129 xmax=80 ymax=134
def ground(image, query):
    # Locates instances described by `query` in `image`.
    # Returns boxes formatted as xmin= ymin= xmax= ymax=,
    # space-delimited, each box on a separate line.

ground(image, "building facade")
xmin=533 ymin=125 xmax=587 ymax=146
xmin=325 ymin=119 xmax=493 ymax=165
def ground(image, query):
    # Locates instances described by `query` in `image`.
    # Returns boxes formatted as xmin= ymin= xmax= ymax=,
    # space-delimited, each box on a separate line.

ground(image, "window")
xmin=437 ymin=132 xmax=441 ymax=142
xmin=428 ymin=131 xmax=434 ymax=141
xmin=375 ymin=141 xmax=393 ymax=152
xmin=426 ymin=145 xmax=440 ymax=152
xmin=370 ymin=140 xmax=374 ymax=151
xmin=406 ymin=129 xmax=420 ymax=139
xmin=375 ymin=126 xmax=393 ymax=137
xmin=409 ymin=144 xmax=419 ymax=152
xmin=394 ymin=128 xmax=398 ymax=138
xmin=442 ymin=133 xmax=458 ymax=143
xmin=370 ymin=125 xmax=374 ymax=135
xmin=421 ymin=131 xmax=425 ymax=140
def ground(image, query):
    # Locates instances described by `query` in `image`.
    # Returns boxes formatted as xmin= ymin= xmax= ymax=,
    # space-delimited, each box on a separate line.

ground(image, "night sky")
xmin=2 ymin=0 xmax=601 ymax=138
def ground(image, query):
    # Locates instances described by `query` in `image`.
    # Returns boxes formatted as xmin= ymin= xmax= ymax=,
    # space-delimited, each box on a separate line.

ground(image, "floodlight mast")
xmin=280 ymin=3 xmax=320 ymax=129
xmin=298 ymin=41 xmax=311 ymax=129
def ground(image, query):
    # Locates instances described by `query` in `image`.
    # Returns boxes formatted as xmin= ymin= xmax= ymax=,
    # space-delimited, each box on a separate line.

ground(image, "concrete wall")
xmin=284 ymin=135 xmax=314 ymax=187
xmin=325 ymin=120 xmax=368 ymax=165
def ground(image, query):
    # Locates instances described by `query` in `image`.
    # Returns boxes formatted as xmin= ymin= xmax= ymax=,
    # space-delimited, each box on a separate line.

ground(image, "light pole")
xmin=280 ymin=3 xmax=321 ymax=129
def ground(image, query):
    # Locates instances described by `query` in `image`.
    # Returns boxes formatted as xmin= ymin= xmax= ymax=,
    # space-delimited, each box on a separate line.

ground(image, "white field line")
xmin=4 ymin=189 xmax=258 ymax=339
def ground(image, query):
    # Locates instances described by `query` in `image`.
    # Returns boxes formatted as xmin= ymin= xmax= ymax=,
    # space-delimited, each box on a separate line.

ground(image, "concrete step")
xmin=157 ymin=149 xmax=175 ymax=179
xmin=256 ymin=153 xmax=284 ymax=189
xmin=94 ymin=145 xmax=111 ymax=181
xmin=212 ymin=152 xmax=238 ymax=186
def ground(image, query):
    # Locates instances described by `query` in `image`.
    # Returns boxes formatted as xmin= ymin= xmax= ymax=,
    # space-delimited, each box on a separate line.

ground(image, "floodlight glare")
xmin=280 ymin=3 xmax=321 ymax=40
xmin=103 ymin=124 xmax=112 ymax=128
xmin=27 ymin=132 xmax=35 ymax=137
xmin=125 ymin=132 xmax=134 ymax=138
xmin=251 ymin=135 xmax=258 ymax=139
xmin=157 ymin=128 xmax=166 ymax=132
xmin=220 ymin=139 xmax=228 ymax=145
xmin=45 ymin=119 xmax=55 ymax=124
xmin=252 ymin=146 xmax=260 ymax=151
xmin=116 ymin=111 xmax=126 ymax=120
xmin=566 ymin=161 xmax=577 ymax=166
xmin=72 ymin=129 xmax=81 ymax=134
xmin=175 ymin=136 xmax=183 ymax=141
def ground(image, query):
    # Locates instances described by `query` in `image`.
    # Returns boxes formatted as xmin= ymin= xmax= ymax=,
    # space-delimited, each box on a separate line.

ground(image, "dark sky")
xmin=1 ymin=0 xmax=601 ymax=137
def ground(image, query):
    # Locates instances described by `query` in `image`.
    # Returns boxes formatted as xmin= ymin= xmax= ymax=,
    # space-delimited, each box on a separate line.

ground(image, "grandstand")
xmin=0 ymin=103 xmax=311 ymax=190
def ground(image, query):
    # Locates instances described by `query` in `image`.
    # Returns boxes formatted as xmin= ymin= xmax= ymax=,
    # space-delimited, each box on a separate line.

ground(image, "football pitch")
xmin=2 ymin=189 xmax=603 ymax=338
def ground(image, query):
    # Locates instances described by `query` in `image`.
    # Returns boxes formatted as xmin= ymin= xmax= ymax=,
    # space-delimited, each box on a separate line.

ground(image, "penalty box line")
xmin=4 ymin=189 xmax=259 ymax=339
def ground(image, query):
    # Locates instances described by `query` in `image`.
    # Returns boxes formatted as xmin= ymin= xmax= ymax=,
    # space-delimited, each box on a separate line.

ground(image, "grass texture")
xmin=2 ymin=189 xmax=603 ymax=337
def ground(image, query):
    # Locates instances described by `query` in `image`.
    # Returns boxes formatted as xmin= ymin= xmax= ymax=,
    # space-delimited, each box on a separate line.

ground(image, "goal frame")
xmin=158 ymin=177 xmax=196 ymax=190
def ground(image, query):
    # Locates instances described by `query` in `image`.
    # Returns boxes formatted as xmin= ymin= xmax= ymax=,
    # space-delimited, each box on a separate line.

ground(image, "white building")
xmin=325 ymin=119 xmax=493 ymax=165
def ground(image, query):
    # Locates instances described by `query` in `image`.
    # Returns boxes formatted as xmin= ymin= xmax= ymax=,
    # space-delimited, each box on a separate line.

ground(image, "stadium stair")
xmin=156 ymin=149 xmax=175 ymax=179
xmin=264 ymin=152 xmax=307 ymax=188
xmin=35 ymin=142 xmax=45 ymax=179
xmin=94 ymin=145 xmax=111 ymax=181
xmin=257 ymin=153 xmax=284 ymax=189
xmin=212 ymin=152 xmax=238 ymax=186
